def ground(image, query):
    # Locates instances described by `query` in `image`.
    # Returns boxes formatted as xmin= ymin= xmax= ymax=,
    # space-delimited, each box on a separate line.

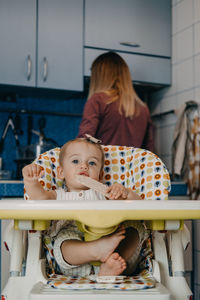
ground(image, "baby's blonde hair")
xmin=59 ymin=138 xmax=105 ymax=171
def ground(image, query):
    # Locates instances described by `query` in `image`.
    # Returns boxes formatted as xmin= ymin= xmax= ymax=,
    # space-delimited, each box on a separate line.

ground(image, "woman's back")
xmin=78 ymin=92 xmax=154 ymax=150
xmin=77 ymin=52 xmax=154 ymax=151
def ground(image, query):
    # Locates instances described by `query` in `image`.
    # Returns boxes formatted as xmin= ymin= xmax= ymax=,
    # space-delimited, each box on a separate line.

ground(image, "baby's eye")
xmin=72 ymin=159 xmax=79 ymax=164
xmin=89 ymin=161 xmax=96 ymax=166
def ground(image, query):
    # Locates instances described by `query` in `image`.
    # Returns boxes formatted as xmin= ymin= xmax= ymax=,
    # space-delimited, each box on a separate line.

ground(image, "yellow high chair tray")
xmin=0 ymin=199 xmax=200 ymax=224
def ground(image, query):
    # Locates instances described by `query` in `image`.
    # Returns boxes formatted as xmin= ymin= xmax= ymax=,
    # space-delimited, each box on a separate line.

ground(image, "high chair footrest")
xmin=30 ymin=282 xmax=170 ymax=300
xmin=46 ymin=274 xmax=155 ymax=290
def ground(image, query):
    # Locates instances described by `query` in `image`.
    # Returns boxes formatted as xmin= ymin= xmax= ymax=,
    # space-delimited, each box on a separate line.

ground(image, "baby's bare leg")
xmin=99 ymin=252 xmax=126 ymax=276
xmin=61 ymin=227 xmax=125 ymax=266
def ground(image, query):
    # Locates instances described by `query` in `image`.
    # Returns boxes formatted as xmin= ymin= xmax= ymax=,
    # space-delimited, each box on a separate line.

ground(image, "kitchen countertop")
xmin=0 ymin=180 xmax=188 ymax=198
xmin=170 ymin=181 xmax=188 ymax=196
xmin=0 ymin=180 xmax=23 ymax=183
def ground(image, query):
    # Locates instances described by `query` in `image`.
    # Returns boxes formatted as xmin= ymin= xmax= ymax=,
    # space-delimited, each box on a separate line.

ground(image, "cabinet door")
xmin=0 ymin=0 xmax=36 ymax=86
xmin=85 ymin=0 xmax=171 ymax=57
xmin=37 ymin=0 xmax=83 ymax=91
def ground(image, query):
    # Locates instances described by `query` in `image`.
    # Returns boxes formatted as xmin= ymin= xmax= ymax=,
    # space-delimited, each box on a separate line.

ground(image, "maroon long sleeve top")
xmin=78 ymin=92 xmax=154 ymax=151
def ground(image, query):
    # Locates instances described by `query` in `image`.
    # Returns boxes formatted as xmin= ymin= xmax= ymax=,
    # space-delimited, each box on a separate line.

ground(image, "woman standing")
xmin=78 ymin=51 xmax=154 ymax=151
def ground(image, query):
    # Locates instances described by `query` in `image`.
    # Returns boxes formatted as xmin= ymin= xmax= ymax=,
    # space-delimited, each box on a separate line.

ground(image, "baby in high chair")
xmin=22 ymin=136 xmax=148 ymax=277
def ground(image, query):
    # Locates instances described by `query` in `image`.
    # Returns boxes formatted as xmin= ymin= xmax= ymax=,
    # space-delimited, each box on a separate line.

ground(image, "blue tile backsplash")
xmin=0 ymin=94 xmax=87 ymax=178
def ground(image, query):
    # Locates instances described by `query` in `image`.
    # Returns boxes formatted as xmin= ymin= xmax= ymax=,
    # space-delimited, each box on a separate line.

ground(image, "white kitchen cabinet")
xmin=85 ymin=0 xmax=171 ymax=57
xmin=84 ymin=0 xmax=171 ymax=86
xmin=37 ymin=0 xmax=83 ymax=90
xmin=0 ymin=0 xmax=36 ymax=87
xmin=0 ymin=0 xmax=83 ymax=91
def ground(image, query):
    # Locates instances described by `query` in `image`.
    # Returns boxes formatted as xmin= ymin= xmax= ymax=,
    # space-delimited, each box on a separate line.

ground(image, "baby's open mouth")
xmin=79 ymin=172 xmax=89 ymax=176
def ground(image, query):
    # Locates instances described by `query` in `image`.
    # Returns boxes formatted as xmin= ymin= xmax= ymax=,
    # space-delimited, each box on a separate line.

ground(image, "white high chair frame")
xmin=0 ymin=146 xmax=200 ymax=300
xmin=1 ymin=200 xmax=200 ymax=300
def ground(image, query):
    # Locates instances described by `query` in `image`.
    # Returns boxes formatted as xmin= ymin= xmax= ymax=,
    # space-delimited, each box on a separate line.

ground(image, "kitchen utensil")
xmin=27 ymin=115 xmax=33 ymax=145
xmin=32 ymin=117 xmax=57 ymax=157
xmin=0 ymin=115 xmax=22 ymax=154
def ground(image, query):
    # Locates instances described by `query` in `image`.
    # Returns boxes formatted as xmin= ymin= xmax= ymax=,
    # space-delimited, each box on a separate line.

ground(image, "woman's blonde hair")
xmin=88 ymin=51 xmax=144 ymax=118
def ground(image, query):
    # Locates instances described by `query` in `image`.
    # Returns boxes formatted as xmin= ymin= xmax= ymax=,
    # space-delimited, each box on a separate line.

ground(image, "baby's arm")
xmin=106 ymin=183 xmax=142 ymax=200
xmin=22 ymin=164 xmax=56 ymax=200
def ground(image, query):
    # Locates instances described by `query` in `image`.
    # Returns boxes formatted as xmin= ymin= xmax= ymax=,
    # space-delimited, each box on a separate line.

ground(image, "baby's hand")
xmin=106 ymin=183 xmax=128 ymax=200
xmin=22 ymin=164 xmax=44 ymax=182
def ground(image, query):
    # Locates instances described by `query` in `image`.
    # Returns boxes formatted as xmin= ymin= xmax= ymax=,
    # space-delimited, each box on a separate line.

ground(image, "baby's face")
xmin=60 ymin=142 xmax=103 ymax=192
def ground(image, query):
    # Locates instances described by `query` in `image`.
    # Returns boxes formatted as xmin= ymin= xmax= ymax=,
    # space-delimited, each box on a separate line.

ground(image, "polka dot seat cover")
xmin=25 ymin=145 xmax=171 ymax=200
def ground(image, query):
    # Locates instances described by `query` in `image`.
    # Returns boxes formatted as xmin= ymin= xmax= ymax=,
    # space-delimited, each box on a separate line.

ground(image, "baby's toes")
xmin=112 ymin=252 xmax=120 ymax=260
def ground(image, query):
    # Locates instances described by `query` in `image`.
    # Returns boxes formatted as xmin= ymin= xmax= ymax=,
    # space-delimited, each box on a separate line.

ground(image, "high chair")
xmin=1 ymin=145 xmax=199 ymax=300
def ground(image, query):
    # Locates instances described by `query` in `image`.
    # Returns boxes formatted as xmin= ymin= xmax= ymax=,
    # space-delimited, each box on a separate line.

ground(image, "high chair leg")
xmin=2 ymin=230 xmax=47 ymax=300
xmin=10 ymin=229 xmax=23 ymax=276
xmin=152 ymin=231 xmax=169 ymax=281
xmin=153 ymin=231 xmax=192 ymax=300
xmin=25 ymin=230 xmax=45 ymax=278
xmin=170 ymin=230 xmax=184 ymax=276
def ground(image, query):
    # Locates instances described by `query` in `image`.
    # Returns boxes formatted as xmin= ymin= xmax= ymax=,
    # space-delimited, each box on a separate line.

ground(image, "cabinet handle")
xmin=43 ymin=57 xmax=48 ymax=82
xmin=27 ymin=55 xmax=32 ymax=81
xmin=119 ymin=42 xmax=140 ymax=48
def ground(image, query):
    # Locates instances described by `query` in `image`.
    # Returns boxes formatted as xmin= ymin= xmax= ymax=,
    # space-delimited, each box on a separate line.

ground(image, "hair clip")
xmin=85 ymin=134 xmax=102 ymax=144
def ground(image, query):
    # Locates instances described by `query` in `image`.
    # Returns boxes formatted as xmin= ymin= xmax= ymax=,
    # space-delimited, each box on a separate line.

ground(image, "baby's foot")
xmin=95 ymin=226 xmax=125 ymax=262
xmin=98 ymin=252 xmax=126 ymax=276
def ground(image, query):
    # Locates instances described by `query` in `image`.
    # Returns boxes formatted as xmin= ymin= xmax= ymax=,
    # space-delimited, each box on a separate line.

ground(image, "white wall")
xmin=150 ymin=0 xmax=200 ymax=173
xmin=150 ymin=1 xmax=200 ymax=299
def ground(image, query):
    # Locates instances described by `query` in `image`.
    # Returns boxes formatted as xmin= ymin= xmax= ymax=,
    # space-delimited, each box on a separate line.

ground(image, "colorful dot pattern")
xmin=47 ymin=269 xmax=155 ymax=290
xmin=24 ymin=146 xmax=171 ymax=200
xmin=102 ymin=146 xmax=171 ymax=200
